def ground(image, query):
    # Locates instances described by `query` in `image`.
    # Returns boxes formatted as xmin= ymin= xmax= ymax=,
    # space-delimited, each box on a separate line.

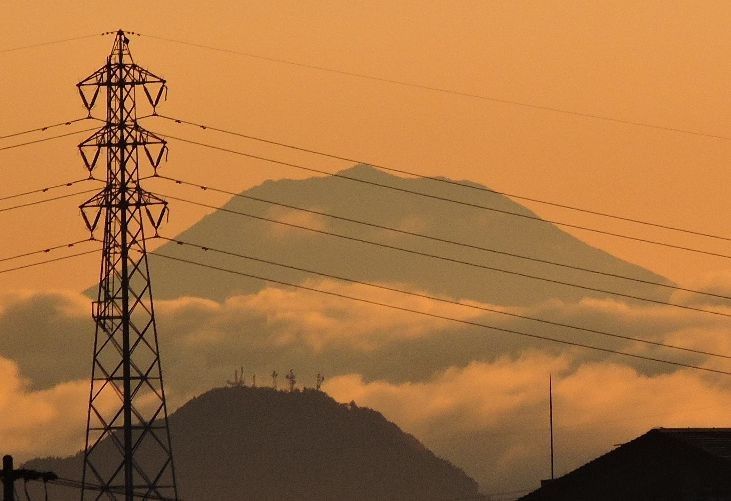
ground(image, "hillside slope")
xmin=146 ymin=164 xmax=670 ymax=305
xmin=27 ymin=386 xmax=481 ymax=500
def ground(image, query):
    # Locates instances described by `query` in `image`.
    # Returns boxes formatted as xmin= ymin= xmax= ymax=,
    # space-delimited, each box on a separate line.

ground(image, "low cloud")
xmin=1 ymin=283 xmax=730 ymax=491
xmin=670 ymin=270 xmax=731 ymax=308
xmin=0 ymin=355 xmax=88 ymax=459
xmin=325 ymin=354 xmax=731 ymax=493
xmin=263 ymin=206 xmax=330 ymax=238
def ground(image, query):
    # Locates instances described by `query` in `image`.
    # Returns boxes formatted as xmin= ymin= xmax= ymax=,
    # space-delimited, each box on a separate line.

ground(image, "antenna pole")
xmin=1 ymin=455 xmax=57 ymax=501
xmin=549 ymin=374 xmax=555 ymax=480
xmin=2 ymin=456 xmax=12 ymax=501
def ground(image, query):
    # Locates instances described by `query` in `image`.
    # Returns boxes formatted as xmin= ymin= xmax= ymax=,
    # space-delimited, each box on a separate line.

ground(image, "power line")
xmin=0 ymin=33 xmax=104 ymax=54
xmin=156 ymin=192 xmax=731 ymax=319
xmin=0 ymin=248 xmax=98 ymax=276
xmin=29 ymin=476 xmax=178 ymax=500
xmin=23 ymin=479 xmax=31 ymax=501
xmin=137 ymin=34 xmax=730 ymax=142
xmin=0 ymin=238 xmax=92 ymax=263
xmin=150 ymin=252 xmax=731 ymax=376
xmin=151 ymin=114 xmax=731 ymax=242
xmin=155 ymin=174 xmax=731 ymax=302
xmin=441 ymin=493 xmax=497 ymax=501
xmin=0 ymin=178 xmax=98 ymax=203
xmin=159 ymin=235 xmax=731 ymax=360
xmin=0 ymin=127 xmax=100 ymax=152
xmin=159 ymin=134 xmax=731 ymax=261
xmin=444 ymin=491 xmax=532 ymax=501
xmin=0 ymin=117 xmax=96 ymax=140
xmin=0 ymin=188 xmax=101 ymax=214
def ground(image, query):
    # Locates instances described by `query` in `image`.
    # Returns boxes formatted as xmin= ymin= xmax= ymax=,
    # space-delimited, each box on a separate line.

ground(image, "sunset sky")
xmin=1 ymin=1 xmax=729 ymax=494
xmin=2 ymin=1 xmax=729 ymax=289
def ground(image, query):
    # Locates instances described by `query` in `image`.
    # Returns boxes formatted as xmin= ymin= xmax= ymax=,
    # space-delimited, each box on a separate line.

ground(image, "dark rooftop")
xmin=521 ymin=427 xmax=731 ymax=501
xmin=656 ymin=428 xmax=731 ymax=461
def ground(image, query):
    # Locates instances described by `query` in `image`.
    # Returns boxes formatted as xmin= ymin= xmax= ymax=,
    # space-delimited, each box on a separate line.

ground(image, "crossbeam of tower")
xmin=77 ymin=30 xmax=177 ymax=500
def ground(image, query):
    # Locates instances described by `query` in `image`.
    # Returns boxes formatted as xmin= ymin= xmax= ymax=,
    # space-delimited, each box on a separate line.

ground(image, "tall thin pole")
xmin=0 ymin=456 xmax=56 ymax=501
xmin=2 ymin=456 xmax=12 ymax=501
xmin=549 ymin=374 xmax=555 ymax=480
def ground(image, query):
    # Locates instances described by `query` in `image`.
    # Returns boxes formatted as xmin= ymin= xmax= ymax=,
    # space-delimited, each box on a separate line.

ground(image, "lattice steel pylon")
xmin=77 ymin=30 xmax=177 ymax=500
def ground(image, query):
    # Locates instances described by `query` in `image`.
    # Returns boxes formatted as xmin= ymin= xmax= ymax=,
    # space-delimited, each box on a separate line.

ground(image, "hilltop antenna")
xmin=78 ymin=30 xmax=177 ymax=500
xmin=316 ymin=372 xmax=325 ymax=391
xmin=227 ymin=367 xmax=245 ymax=387
xmin=271 ymin=370 xmax=278 ymax=389
xmin=251 ymin=373 xmax=256 ymax=388
xmin=286 ymin=369 xmax=296 ymax=392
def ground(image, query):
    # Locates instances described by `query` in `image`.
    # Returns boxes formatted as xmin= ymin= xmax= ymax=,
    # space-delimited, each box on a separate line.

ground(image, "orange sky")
xmin=1 ymin=4 xmax=731 ymax=491
xmin=1 ymin=1 xmax=729 ymax=292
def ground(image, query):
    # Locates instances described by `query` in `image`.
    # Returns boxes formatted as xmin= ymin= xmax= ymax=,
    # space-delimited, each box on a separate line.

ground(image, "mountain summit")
xmin=28 ymin=386 xmax=481 ymax=500
xmin=147 ymin=164 xmax=670 ymax=305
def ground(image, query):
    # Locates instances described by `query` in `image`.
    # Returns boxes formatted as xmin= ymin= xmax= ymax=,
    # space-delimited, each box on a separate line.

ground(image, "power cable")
xmin=0 ymin=117 xmax=95 ymax=140
xmin=159 ymin=235 xmax=731 ymax=360
xmin=155 ymin=174 xmax=731 ymax=302
xmin=438 ymin=495 xmax=484 ymax=501
xmin=0 ymin=239 xmax=92 ymax=264
xmin=150 ymin=252 xmax=731 ymax=376
xmin=32 ymin=476 xmax=178 ymax=500
xmin=0 ymin=126 xmax=100 ymax=152
xmin=0 ymin=188 xmax=100 ymax=214
xmin=0 ymin=248 xmax=99 ymax=276
xmin=151 ymin=114 xmax=731 ymax=242
xmin=160 ymin=134 xmax=731 ymax=260
xmin=0 ymin=178 xmax=100 ymax=203
xmin=136 ymin=34 xmax=730 ymax=142
xmin=155 ymin=192 xmax=731 ymax=319
xmin=0 ymin=33 xmax=104 ymax=54
xmin=23 ymin=479 xmax=31 ymax=501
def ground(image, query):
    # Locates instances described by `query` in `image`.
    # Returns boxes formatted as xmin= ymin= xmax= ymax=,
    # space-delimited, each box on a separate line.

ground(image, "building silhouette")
xmin=522 ymin=428 xmax=731 ymax=500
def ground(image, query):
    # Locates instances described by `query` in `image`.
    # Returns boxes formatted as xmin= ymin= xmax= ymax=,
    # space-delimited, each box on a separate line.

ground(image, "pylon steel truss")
xmin=78 ymin=30 xmax=177 ymax=500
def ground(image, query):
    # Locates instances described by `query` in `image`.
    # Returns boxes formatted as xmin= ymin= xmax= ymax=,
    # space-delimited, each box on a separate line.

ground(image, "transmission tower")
xmin=77 ymin=30 xmax=177 ymax=500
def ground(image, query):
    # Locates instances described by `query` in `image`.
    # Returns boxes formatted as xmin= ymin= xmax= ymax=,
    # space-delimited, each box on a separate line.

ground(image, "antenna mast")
xmin=549 ymin=374 xmax=555 ymax=480
xmin=286 ymin=369 xmax=296 ymax=392
xmin=78 ymin=30 xmax=177 ymax=500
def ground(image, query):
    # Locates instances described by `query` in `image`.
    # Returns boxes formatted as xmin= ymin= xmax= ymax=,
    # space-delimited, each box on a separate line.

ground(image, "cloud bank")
xmin=1 ymin=278 xmax=730 ymax=491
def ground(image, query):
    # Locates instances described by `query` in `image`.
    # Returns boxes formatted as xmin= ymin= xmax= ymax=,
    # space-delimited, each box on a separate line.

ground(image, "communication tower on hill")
xmin=227 ymin=367 xmax=245 ymax=387
xmin=286 ymin=369 xmax=296 ymax=392
xmin=316 ymin=372 xmax=325 ymax=390
xmin=271 ymin=370 xmax=279 ymax=389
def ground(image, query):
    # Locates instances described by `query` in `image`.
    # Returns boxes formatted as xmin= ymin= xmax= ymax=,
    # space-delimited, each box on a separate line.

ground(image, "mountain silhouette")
xmin=144 ymin=164 xmax=670 ymax=305
xmin=27 ymin=386 xmax=481 ymax=500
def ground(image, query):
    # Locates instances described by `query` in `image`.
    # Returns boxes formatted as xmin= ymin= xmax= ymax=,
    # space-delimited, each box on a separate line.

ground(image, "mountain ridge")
xmin=146 ymin=164 xmax=670 ymax=305
xmin=27 ymin=386 xmax=482 ymax=500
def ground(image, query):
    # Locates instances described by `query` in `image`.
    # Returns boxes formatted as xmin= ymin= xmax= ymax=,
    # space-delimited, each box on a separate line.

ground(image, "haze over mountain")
xmin=27 ymin=386 xmax=481 ymax=500
xmin=147 ymin=164 xmax=670 ymax=305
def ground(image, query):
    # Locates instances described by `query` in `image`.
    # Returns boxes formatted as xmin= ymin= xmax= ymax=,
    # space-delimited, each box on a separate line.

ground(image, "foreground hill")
xmin=27 ymin=386 xmax=481 ymax=500
xmin=144 ymin=164 xmax=670 ymax=306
